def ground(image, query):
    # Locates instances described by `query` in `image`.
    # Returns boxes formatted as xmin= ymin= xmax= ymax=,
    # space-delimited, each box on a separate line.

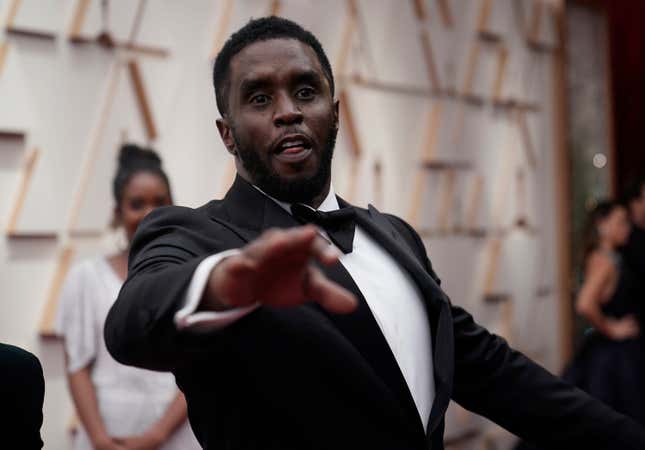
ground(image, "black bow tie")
xmin=290 ymin=203 xmax=356 ymax=254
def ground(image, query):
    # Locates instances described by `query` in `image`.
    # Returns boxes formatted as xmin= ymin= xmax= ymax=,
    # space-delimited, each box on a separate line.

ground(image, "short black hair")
xmin=212 ymin=16 xmax=335 ymax=116
xmin=623 ymin=176 xmax=645 ymax=205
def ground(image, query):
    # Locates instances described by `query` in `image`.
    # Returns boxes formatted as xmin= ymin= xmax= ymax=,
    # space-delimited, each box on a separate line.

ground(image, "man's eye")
xmin=250 ymin=94 xmax=269 ymax=105
xmin=296 ymin=88 xmax=315 ymax=100
xmin=129 ymin=199 xmax=144 ymax=210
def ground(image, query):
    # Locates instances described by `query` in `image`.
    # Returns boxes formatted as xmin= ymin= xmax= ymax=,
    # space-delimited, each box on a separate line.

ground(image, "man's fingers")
xmin=312 ymin=235 xmax=342 ymax=265
xmin=305 ymin=266 xmax=358 ymax=314
xmin=248 ymin=226 xmax=318 ymax=262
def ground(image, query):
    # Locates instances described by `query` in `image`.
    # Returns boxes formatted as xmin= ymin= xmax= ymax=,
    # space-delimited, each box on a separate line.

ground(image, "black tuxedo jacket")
xmin=0 ymin=343 xmax=44 ymax=449
xmin=105 ymin=176 xmax=645 ymax=450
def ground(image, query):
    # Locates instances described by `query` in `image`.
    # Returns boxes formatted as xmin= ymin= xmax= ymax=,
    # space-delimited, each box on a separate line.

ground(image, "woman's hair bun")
xmin=118 ymin=143 xmax=162 ymax=169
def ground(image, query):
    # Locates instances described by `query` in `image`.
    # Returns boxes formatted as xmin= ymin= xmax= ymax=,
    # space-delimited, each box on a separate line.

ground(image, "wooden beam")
xmin=39 ymin=245 xmax=76 ymax=337
xmin=6 ymin=148 xmax=40 ymax=234
xmin=421 ymin=102 xmax=442 ymax=162
xmin=7 ymin=232 xmax=57 ymax=239
xmin=491 ymin=46 xmax=508 ymax=103
xmin=516 ymin=108 xmax=537 ymax=168
xmin=68 ymin=0 xmax=91 ymax=39
xmin=477 ymin=0 xmax=494 ymax=35
xmin=420 ymin=29 xmax=441 ymax=91
xmin=345 ymin=157 xmax=361 ymax=203
xmin=4 ymin=0 xmax=22 ymax=28
xmin=527 ymin=0 xmax=544 ymax=44
xmin=514 ymin=168 xmax=528 ymax=227
xmin=438 ymin=169 xmax=456 ymax=232
xmin=461 ymin=41 xmax=481 ymax=99
xmin=209 ymin=0 xmax=235 ymax=59
xmin=6 ymin=27 xmax=56 ymax=40
xmin=408 ymin=170 xmax=428 ymax=228
xmin=0 ymin=129 xmax=24 ymax=140
xmin=482 ymin=238 xmax=503 ymax=296
xmin=0 ymin=41 xmax=9 ymax=76
xmin=373 ymin=159 xmax=384 ymax=207
xmin=465 ymin=174 xmax=484 ymax=231
xmin=335 ymin=1 xmax=358 ymax=76
xmin=268 ymin=0 xmax=281 ymax=16
xmin=339 ymin=89 xmax=362 ymax=158
xmin=551 ymin=5 xmax=573 ymax=366
xmin=127 ymin=60 xmax=157 ymax=141
xmin=436 ymin=0 xmax=453 ymax=27
xmin=412 ymin=0 xmax=428 ymax=21
xmin=127 ymin=0 xmax=148 ymax=44
xmin=67 ymin=61 xmax=122 ymax=233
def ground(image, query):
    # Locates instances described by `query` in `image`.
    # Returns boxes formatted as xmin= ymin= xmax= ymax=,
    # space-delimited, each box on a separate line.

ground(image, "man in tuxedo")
xmin=105 ymin=17 xmax=645 ymax=449
xmin=0 ymin=343 xmax=45 ymax=449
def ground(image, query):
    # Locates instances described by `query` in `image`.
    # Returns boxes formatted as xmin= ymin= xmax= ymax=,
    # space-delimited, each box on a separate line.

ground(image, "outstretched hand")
xmin=204 ymin=225 xmax=358 ymax=314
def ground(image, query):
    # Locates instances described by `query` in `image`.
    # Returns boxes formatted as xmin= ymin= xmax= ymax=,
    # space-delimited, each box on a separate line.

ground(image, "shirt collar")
xmin=252 ymin=184 xmax=340 ymax=214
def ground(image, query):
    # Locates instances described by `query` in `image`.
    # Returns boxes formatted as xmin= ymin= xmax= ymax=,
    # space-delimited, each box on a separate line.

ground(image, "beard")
xmin=232 ymin=123 xmax=337 ymax=205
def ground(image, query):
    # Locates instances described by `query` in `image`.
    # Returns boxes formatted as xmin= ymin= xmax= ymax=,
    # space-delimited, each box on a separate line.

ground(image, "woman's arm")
xmin=65 ymin=354 xmax=125 ymax=450
xmin=116 ymin=391 xmax=189 ymax=449
xmin=575 ymin=253 xmax=639 ymax=339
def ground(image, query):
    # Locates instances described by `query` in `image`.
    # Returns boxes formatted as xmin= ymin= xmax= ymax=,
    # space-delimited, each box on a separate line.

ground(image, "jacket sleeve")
xmin=386 ymin=214 xmax=645 ymax=449
xmin=104 ymin=205 xmax=237 ymax=372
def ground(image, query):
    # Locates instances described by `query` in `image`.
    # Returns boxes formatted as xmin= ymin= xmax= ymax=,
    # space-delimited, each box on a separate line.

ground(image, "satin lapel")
xmin=313 ymin=261 xmax=426 ymax=439
xmin=208 ymin=178 xmax=423 ymax=433
xmin=353 ymin=204 xmax=455 ymax=436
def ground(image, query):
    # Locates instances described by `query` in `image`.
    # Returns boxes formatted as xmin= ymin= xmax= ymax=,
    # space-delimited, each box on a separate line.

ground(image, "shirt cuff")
xmin=174 ymin=250 xmax=259 ymax=331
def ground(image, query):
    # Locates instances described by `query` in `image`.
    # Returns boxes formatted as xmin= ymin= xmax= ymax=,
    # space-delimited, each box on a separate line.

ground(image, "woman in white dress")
xmin=56 ymin=145 xmax=201 ymax=450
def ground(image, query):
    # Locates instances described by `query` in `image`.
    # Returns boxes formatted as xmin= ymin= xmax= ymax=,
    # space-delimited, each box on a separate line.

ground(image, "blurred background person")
xmin=622 ymin=176 xmax=645 ymax=325
xmin=55 ymin=145 xmax=199 ymax=450
xmin=564 ymin=200 xmax=644 ymax=425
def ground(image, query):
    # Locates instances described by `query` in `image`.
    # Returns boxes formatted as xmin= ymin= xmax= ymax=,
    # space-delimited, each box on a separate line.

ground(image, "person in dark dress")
xmin=0 ymin=343 xmax=45 ymax=449
xmin=622 ymin=176 xmax=645 ymax=324
xmin=563 ymin=201 xmax=644 ymax=425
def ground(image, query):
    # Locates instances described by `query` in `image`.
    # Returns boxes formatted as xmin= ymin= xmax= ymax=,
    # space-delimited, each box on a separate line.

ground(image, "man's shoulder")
xmin=0 ymin=344 xmax=43 ymax=384
xmin=139 ymin=199 xmax=226 ymax=229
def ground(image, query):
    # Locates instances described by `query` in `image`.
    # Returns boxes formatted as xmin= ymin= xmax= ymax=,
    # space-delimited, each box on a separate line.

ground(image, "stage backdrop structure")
xmin=0 ymin=1 xmax=567 ymax=448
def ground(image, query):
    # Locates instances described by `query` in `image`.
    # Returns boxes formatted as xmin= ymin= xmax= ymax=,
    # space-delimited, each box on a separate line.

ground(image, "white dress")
xmin=55 ymin=257 xmax=201 ymax=450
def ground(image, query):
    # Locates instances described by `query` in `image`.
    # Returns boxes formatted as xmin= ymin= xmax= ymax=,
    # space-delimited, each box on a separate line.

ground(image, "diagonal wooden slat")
xmin=465 ymin=174 xmax=484 ymax=231
xmin=435 ymin=0 xmax=453 ymax=27
xmin=6 ymin=147 xmax=40 ymax=234
xmin=209 ymin=0 xmax=235 ymax=59
xmin=67 ymin=60 xmax=122 ymax=233
xmin=0 ymin=41 xmax=8 ymax=76
xmin=412 ymin=0 xmax=428 ymax=21
xmin=419 ymin=29 xmax=441 ymax=91
xmin=39 ymin=244 xmax=76 ymax=337
xmin=516 ymin=108 xmax=537 ymax=168
xmin=127 ymin=59 xmax=157 ymax=141
xmin=4 ymin=0 xmax=22 ymax=28
xmin=68 ymin=0 xmax=91 ymax=39
xmin=437 ymin=169 xmax=456 ymax=232
xmin=491 ymin=46 xmax=508 ymax=103
xmin=338 ymin=89 xmax=362 ymax=158
xmin=268 ymin=0 xmax=281 ymax=16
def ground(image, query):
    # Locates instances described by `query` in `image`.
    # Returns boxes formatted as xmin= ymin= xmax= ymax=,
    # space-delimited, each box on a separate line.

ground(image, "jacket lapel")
xmin=208 ymin=177 xmax=425 ymax=437
xmin=353 ymin=203 xmax=455 ymax=437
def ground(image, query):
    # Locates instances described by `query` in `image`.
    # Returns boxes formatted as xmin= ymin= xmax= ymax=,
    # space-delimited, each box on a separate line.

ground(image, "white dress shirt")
xmin=174 ymin=187 xmax=435 ymax=428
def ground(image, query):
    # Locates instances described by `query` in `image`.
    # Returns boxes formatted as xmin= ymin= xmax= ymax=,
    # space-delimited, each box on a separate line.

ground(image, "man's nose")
xmin=273 ymin=94 xmax=303 ymax=127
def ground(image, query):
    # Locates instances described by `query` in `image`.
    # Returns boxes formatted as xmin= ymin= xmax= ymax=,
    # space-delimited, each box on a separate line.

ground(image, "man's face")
xmin=217 ymin=38 xmax=338 ymax=204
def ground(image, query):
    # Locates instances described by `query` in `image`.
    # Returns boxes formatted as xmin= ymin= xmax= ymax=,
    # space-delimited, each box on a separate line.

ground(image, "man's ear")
xmin=216 ymin=117 xmax=237 ymax=155
xmin=333 ymin=99 xmax=340 ymax=130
